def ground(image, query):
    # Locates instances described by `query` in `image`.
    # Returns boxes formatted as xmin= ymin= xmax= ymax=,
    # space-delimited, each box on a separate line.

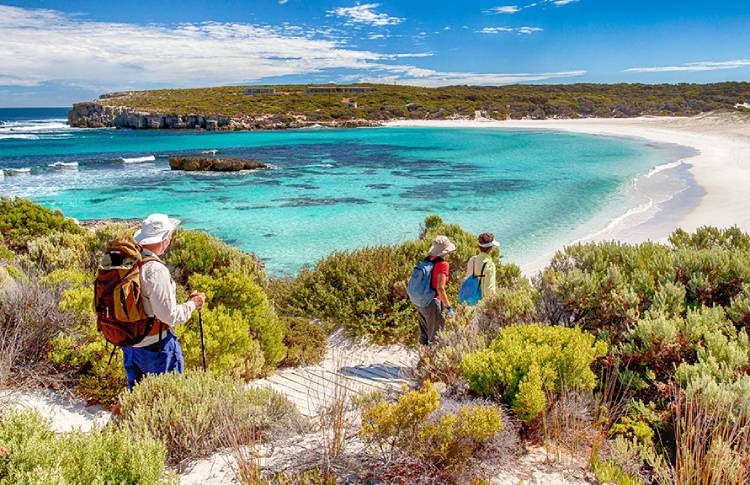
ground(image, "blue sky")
xmin=1 ymin=0 xmax=748 ymax=106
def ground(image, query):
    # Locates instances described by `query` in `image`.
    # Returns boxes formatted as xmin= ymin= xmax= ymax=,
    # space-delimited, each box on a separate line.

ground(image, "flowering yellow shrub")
xmin=360 ymin=382 xmax=504 ymax=472
xmin=462 ymin=324 xmax=607 ymax=421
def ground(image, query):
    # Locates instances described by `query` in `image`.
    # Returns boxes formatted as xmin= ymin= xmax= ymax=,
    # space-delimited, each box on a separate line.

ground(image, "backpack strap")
xmin=477 ymin=262 xmax=488 ymax=279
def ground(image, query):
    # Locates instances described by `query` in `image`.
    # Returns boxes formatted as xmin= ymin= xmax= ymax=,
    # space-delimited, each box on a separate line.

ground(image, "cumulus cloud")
xmin=0 ymin=4 xmax=581 ymax=92
xmin=625 ymin=59 xmax=750 ymax=73
xmin=327 ymin=3 xmax=403 ymax=26
xmin=479 ymin=26 xmax=543 ymax=34
xmin=488 ymin=6 xmax=521 ymax=14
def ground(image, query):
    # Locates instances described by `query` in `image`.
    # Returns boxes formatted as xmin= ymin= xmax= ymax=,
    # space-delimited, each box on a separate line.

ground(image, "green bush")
xmin=0 ymin=409 xmax=168 ymax=484
xmin=360 ymin=381 xmax=504 ymax=473
xmin=415 ymin=319 xmax=488 ymax=387
xmin=272 ymin=215 xmax=522 ymax=344
xmin=27 ymin=231 xmax=94 ymax=273
xmin=177 ymin=305 xmax=266 ymax=378
xmin=462 ymin=324 xmax=607 ymax=421
xmin=166 ymin=230 xmax=266 ymax=286
xmin=281 ymin=317 xmax=327 ymax=367
xmin=0 ymin=197 xmax=85 ymax=252
xmin=669 ymin=225 xmax=750 ymax=251
xmin=474 ymin=280 xmax=539 ymax=339
xmin=119 ymin=371 xmax=299 ymax=464
xmin=188 ymin=271 xmax=286 ymax=370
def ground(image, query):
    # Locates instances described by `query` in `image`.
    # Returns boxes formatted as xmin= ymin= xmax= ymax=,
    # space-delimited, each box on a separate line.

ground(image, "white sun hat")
xmin=479 ymin=238 xmax=500 ymax=249
xmin=134 ymin=214 xmax=181 ymax=245
xmin=429 ymin=235 xmax=458 ymax=257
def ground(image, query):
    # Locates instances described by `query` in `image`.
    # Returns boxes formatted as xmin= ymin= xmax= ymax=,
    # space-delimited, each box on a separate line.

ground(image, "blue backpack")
xmin=459 ymin=261 xmax=487 ymax=306
xmin=407 ymin=257 xmax=439 ymax=307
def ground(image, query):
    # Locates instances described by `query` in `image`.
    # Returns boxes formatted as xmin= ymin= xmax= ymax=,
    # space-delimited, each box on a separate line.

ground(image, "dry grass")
xmin=0 ymin=275 xmax=76 ymax=392
xmin=655 ymin=388 xmax=750 ymax=485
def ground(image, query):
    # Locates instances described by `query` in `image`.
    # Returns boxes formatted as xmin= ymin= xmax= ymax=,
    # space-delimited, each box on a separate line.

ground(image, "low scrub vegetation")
xmin=4 ymin=197 xmax=750 ymax=482
xmin=119 ymin=371 xmax=300 ymax=465
xmin=360 ymin=381 xmax=507 ymax=478
xmin=0 ymin=409 xmax=168 ymax=484
xmin=99 ymin=82 xmax=750 ymax=121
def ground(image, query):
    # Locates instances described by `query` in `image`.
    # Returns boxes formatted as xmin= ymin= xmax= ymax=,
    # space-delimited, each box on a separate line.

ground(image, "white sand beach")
xmin=386 ymin=112 xmax=750 ymax=273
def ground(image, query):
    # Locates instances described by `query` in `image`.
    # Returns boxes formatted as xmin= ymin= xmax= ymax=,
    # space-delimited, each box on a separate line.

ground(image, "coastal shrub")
xmin=0 ymin=197 xmax=85 ymax=251
xmin=188 ymin=271 xmax=286 ymax=370
xmin=273 ymin=215 xmax=517 ymax=344
xmin=462 ymin=324 xmax=607 ymax=421
xmin=177 ymin=305 xmax=266 ymax=378
xmin=669 ymin=225 xmax=750 ymax=251
xmin=728 ymin=283 xmax=750 ymax=328
xmin=27 ymin=231 xmax=95 ymax=273
xmin=360 ymin=381 xmax=504 ymax=473
xmin=281 ymin=317 xmax=327 ymax=367
xmin=474 ymin=281 xmax=539 ymax=339
xmin=0 ymin=409 xmax=168 ymax=485
xmin=166 ymin=229 xmax=266 ymax=286
xmin=119 ymin=371 xmax=299 ymax=464
xmin=0 ymin=243 xmax=13 ymax=262
xmin=0 ymin=274 xmax=78 ymax=387
xmin=415 ymin=321 xmax=488 ymax=388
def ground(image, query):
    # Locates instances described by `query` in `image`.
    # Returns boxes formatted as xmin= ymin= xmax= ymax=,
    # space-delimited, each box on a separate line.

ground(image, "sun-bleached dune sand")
xmin=386 ymin=112 xmax=750 ymax=273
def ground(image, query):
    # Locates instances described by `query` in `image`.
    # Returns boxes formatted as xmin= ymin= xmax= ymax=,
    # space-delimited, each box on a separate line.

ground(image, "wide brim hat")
xmin=429 ymin=235 xmax=457 ymax=257
xmin=134 ymin=214 xmax=181 ymax=245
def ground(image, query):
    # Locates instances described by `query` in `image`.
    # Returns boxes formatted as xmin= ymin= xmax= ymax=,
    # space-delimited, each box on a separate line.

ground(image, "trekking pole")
xmin=198 ymin=310 xmax=207 ymax=371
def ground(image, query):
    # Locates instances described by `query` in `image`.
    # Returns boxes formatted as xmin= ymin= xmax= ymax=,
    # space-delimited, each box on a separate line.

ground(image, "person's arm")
xmin=436 ymin=272 xmax=451 ymax=309
xmin=145 ymin=264 xmax=202 ymax=327
xmin=483 ymin=261 xmax=497 ymax=297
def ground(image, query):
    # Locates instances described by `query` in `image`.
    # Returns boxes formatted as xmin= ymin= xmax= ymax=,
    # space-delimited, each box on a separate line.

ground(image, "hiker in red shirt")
xmin=418 ymin=235 xmax=456 ymax=345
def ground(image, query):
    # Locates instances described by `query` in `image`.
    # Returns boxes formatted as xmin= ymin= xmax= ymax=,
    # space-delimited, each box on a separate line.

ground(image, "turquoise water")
xmin=0 ymin=108 xmax=688 ymax=275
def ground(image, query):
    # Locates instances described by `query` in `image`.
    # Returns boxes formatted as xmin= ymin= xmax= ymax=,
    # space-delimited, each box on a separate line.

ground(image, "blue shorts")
xmin=122 ymin=332 xmax=184 ymax=389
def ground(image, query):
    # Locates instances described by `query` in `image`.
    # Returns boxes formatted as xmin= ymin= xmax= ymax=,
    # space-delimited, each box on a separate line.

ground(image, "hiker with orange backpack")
xmin=95 ymin=214 xmax=205 ymax=389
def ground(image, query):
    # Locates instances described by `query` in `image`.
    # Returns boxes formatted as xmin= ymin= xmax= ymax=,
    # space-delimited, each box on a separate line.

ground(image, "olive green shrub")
xmin=281 ymin=317 xmax=327 ymax=367
xmin=360 ymin=381 xmax=504 ymax=473
xmin=27 ymin=231 xmax=95 ymax=273
xmin=177 ymin=305 xmax=266 ymax=378
xmin=0 ymin=409 xmax=168 ymax=485
xmin=119 ymin=371 xmax=299 ymax=464
xmin=462 ymin=324 xmax=607 ymax=421
xmin=474 ymin=280 xmax=539 ymax=339
xmin=415 ymin=319 xmax=488 ymax=387
xmin=166 ymin=229 xmax=266 ymax=286
xmin=0 ymin=197 xmax=85 ymax=251
xmin=188 ymin=271 xmax=286 ymax=371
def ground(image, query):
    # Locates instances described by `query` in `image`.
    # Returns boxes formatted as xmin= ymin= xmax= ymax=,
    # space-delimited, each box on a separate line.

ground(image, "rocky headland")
xmin=169 ymin=156 xmax=269 ymax=172
xmin=67 ymin=101 xmax=378 ymax=131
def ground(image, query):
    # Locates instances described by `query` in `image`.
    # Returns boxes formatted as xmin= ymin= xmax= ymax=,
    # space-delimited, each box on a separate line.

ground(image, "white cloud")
xmin=517 ymin=26 xmax=544 ymax=34
xmin=486 ymin=0 xmax=578 ymax=14
xmin=625 ymin=59 xmax=750 ymax=73
xmin=0 ymin=4 xmax=581 ymax=93
xmin=479 ymin=26 xmax=543 ymax=34
xmin=368 ymin=33 xmax=385 ymax=39
xmin=488 ymin=6 xmax=521 ymax=14
xmin=346 ymin=69 xmax=586 ymax=87
xmin=278 ymin=0 xmax=289 ymax=4
xmin=327 ymin=3 xmax=403 ymax=27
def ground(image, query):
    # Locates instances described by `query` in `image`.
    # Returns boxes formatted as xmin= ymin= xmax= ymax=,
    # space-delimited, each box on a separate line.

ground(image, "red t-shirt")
xmin=429 ymin=256 xmax=450 ymax=290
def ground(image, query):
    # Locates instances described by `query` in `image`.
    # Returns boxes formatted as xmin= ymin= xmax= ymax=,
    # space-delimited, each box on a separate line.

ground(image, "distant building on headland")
xmin=244 ymin=87 xmax=277 ymax=95
xmin=305 ymin=86 xmax=373 ymax=94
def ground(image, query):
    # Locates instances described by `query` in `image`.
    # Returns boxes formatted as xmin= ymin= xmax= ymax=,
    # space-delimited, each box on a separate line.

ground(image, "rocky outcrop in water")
xmin=67 ymin=101 xmax=378 ymax=130
xmin=169 ymin=156 xmax=269 ymax=172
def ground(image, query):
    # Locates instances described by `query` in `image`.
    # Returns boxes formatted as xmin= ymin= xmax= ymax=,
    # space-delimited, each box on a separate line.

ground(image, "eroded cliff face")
xmin=67 ymin=102 xmax=378 ymax=130
xmin=67 ymin=102 xmax=232 ymax=130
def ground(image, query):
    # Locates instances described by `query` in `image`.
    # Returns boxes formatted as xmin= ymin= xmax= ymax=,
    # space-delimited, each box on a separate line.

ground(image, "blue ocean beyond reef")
xmin=0 ymin=107 xmax=690 ymax=275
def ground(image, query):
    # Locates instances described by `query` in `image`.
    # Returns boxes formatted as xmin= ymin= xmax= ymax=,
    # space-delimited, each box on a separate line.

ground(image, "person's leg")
xmin=162 ymin=335 xmax=185 ymax=375
xmin=417 ymin=307 xmax=430 ymax=345
xmin=424 ymin=299 xmax=445 ymax=345
xmin=122 ymin=347 xmax=143 ymax=389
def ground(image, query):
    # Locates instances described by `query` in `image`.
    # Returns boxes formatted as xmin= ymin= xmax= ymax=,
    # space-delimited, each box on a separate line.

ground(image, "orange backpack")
xmin=94 ymin=238 xmax=161 ymax=347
